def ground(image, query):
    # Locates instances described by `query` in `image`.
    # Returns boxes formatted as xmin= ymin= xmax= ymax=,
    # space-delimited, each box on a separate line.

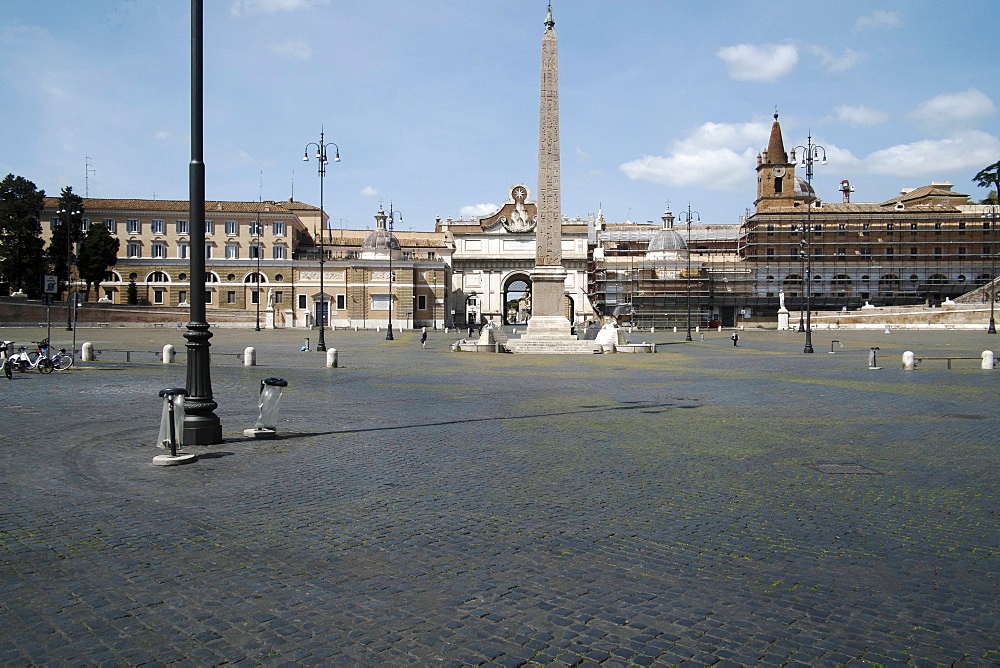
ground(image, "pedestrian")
xmin=420 ymin=330 xmax=427 ymax=348
xmin=731 ymin=332 xmax=739 ymax=347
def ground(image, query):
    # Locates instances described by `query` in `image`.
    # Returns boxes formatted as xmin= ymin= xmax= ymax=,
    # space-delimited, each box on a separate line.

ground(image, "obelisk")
xmin=526 ymin=3 xmax=573 ymax=339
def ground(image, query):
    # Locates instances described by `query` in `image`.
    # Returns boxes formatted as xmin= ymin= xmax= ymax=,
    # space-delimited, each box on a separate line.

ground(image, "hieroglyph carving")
xmin=536 ymin=26 xmax=561 ymax=267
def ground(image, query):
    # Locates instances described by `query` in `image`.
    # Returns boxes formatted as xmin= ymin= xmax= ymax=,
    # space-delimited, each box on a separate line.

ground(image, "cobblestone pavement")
xmin=1 ymin=326 xmax=998 ymax=666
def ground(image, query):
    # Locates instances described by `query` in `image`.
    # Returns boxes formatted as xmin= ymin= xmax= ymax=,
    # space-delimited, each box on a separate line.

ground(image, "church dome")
xmin=361 ymin=228 xmax=400 ymax=251
xmin=646 ymin=228 xmax=688 ymax=253
xmin=793 ymin=176 xmax=816 ymax=198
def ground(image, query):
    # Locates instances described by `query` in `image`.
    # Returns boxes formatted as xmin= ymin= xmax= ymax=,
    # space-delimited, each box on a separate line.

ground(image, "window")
xmin=151 ymin=219 xmax=165 ymax=234
xmin=127 ymin=242 xmax=141 ymax=258
xmin=272 ymin=221 xmax=286 ymax=236
xmin=205 ymin=290 xmax=213 ymax=304
xmin=274 ymin=291 xmax=283 ymax=304
xmin=205 ymin=243 xmax=213 ymax=259
xmin=227 ymin=291 xmax=236 ymax=304
xmin=862 ymin=223 xmax=870 ymax=235
xmin=105 ymin=218 xmax=117 ymax=233
xmin=934 ymin=222 xmax=942 ymax=235
xmin=50 ymin=218 xmax=61 ymax=231
xmin=176 ymin=220 xmax=189 ymax=234
xmin=148 ymin=271 xmax=169 ymax=282
xmin=178 ymin=290 xmax=187 ymax=304
xmin=153 ymin=288 xmax=165 ymax=305
xmin=298 ymin=294 xmax=307 ymax=309
xmin=249 ymin=220 xmax=263 ymax=236
xmin=984 ymin=245 xmax=993 ymax=255
xmin=225 ymin=244 xmax=239 ymax=259
xmin=790 ymin=224 xmax=799 ymax=235
xmin=813 ymin=224 xmax=823 ymax=235
xmin=417 ymin=295 xmax=427 ymax=310
xmin=249 ymin=244 xmax=261 ymax=259
xmin=336 ymin=294 xmax=346 ymax=310
xmin=958 ymin=247 xmax=966 ymax=256
xmin=958 ymin=221 xmax=966 ymax=235
xmin=984 ymin=220 xmax=992 ymax=230
xmin=861 ymin=247 xmax=871 ymax=255
xmin=910 ymin=222 xmax=918 ymax=233
xmin=371 ymin=294 xmax=392 ymax=310
xmin=886 ymin=222 xmax=895 ymax=231
xmin=250 ymin=290 xmax=260 ymax=305
xmin=272 ymin=245 xmax=286 ymax=260
xmin=205 ymin=220 xmax=214 ymax=235
xmin=225 ymin=220 xmax=239 ymax=235
xmin=910 ymin=247 xmax=918 ymax=256
xmin=837 ymin=247 xmax=846 ymax=256
xmin=80 ymin=218 xmax=90 ymax=233
xmin=813 ymin=247 xmax=823 ymax=256
xmin=766 ymin=248 xmax=775 ymax=257
xmin=934 ymin=247 xmax=942 ymax=256
xmin=126 ymin=219 xmax=141 ymax=234
xmin=886 ymin=247 xmax=894 ymax=257
xmin=766 ymin=224 xmax=775 ymax=236
xmin=427 ymin=252 xmax=436 ymax=260
xmin=151 ymin=242 xmax=166 ymax=259
xmin=104 ymin=288 xmax=115 ymax=302
xmin=177 ymin=242 xmax=188 ymax=259
xmin=838 ymin=223 xmax=847 ymax=235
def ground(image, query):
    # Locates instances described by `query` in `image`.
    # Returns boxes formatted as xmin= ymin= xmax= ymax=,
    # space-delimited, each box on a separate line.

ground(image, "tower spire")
xmin=545 ymin=3 xmax=554 ymax=29
xmin=766 ymin=112 xmax=788 ymax=165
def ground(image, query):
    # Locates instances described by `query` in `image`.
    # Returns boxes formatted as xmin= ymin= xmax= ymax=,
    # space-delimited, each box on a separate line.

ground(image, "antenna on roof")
xmin=85 ymin=157 xmax=95 ymax=198
xmin=290 ymin=170 xmax=294 ymax=201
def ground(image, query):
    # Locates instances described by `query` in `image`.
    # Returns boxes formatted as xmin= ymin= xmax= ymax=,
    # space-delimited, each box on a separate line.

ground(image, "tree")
xmin=973 ymin=160 xmax=1000 ymax=204
xmin=46 ymin=186 xmax=85 ymax=300
xmin=0 ymin=174 xmax=46 ymax=296
xmin=126 ymin=279 xmax=139 ymax=305
xmin=77 ymin=217 xmax=120 ymax=301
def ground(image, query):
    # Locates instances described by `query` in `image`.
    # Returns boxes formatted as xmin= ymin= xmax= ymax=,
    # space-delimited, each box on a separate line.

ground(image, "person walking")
xmin=731 ymin=332 xmax=739 ymax=347
xmin=420 ymin=330 xmax=427 ymax=348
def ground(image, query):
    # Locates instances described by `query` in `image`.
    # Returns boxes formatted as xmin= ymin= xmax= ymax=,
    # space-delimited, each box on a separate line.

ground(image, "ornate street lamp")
xmin=56 ymin=204 xmax=81 ymax=331
xmin=302 ymin=129 xmax=340 ymax=352
xmin=254 ymin=204 xmax=262 ymax=332
xmin=379 ymin=205 xmax=402 ymax=340
xmin=184 ymin=0 xmax=222 ymax=445
xmin=985 ymin=208 xmax=998 ymax=334
xmin=790 ymin=133 xmax=827 ymax=353
xmin=678 ymin=205 xmax=700 ymax=341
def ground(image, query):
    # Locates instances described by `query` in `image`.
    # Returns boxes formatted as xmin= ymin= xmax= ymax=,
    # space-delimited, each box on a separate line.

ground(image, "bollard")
xmin=983 ymin=350 xmax=995 ymax=370
xmin=162 ymin=344 xmax=175 ymax=364
xmin=301 ymin=337 xmax=310 ymax=352
xmin=829 ymin=340 xmax=839 ymax=354
xmin=326 ymin=348 xmax=338 ymax=368
xmin=718 ymin=325 xmax=723 ymax=332
xmin=902 ymin=351 xmax=915 ymax=370
xmin=244 ymin=346 xmax=256 ymax=366
xmin=695 ymin=326 xmax=700 ymax=333
xmin=700 ymin=333 xmax=705 ymax=341
xmin=244 ymin=377 xmax=287 ymax=438
xmin=673 ymin=326 xmax=677 ymax=333
xmin=650 ymin=327 xmax=655 ymax=333
xmin=153 ymin=388 xmax=196 ymax=466
xmin=885 ymin=324 xmax=891 ymax=333
xmin=354 ymin=326 xmax=358 ymax=332
xmin=82 ymin=341 xmax=94 ymax=362
xmin=869 ymin=346 xmax=881 ymax=370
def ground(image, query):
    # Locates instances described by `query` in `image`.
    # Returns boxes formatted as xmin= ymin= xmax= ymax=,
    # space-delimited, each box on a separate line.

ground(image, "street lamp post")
xmin=679 ymin=205 xmax=700 ymax=341
xmin=791 ymin=133 xmax=827 ymax=353
xmin=254 ymin=206 xmax=261 ymax=332
xmin=384 ymin=205 xmax=402 ymax=340
xmin=56 ymin=204 xmax=81 ymax=331
xmin=986 ymin=206 xmax=997 ymax=334
xmin=303 ymin=129 xmax=340 ymax=352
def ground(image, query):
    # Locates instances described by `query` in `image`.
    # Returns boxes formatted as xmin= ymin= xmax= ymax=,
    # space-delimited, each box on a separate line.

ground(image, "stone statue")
xmin=267 ymin=288 xmax=274 ymax=309
xmin=778 ymin=291 xmax=786 ymax=310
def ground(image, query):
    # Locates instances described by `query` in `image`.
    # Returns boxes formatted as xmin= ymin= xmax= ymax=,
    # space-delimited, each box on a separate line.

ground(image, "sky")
xmin=2 ymin=1 xmax=999 ymax=232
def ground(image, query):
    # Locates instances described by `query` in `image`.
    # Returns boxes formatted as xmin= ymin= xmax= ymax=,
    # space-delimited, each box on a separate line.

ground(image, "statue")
xmin=267 ymin=288 xmax=274 ymax=309
xmin=778 ymin=291 xmax=786 ymax=310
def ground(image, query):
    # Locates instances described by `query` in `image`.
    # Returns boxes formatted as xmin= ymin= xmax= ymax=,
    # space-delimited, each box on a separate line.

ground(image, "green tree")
xmin=0 ymin=174 xmax=46 ymax=296
xmin=973 ymin=160 xmax=1000 ymax=204
xmin=77 ymin=217 xmax=120 ymax=302
xmin=126 ymin=279 xmax=139 ymax=305
xmin=47 ymin=186 xmax=85 ymax=300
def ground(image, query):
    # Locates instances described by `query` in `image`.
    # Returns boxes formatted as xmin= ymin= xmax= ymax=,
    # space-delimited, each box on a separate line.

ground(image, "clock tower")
xmin=755 ymin=113 xmax=797 ymax=212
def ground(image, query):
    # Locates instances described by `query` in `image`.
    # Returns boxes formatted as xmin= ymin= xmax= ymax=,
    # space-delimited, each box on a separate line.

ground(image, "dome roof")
xmin=793 ymin=176 xmax=816 ymax=198
xmin=646 ymin=228 xmax=688 ymax=253
xmin=361 ymin=228 xmax=400 ymax=251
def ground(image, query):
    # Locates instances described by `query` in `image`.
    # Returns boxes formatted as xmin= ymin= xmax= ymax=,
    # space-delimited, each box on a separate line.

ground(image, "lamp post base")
xmin=989 ymin=317 xmax=997 ymax=334
xmin=803 ymin=331 xmax=814 ymax=354
xmin=317 ymin=328 xmax=327 ymax=352
xmin=386 ymin=324 xmax=394 ymax=340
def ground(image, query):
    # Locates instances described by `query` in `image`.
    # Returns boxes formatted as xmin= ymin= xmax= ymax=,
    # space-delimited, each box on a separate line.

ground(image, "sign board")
xmin=43 ymin=275 xmax=58 ymax=294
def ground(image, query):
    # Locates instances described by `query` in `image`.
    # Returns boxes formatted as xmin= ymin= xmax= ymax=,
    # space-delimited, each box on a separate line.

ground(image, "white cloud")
xmin=360 ymin=186 xmax=378 ymax=197
xmin=809 ymin=46 xmax=867 ymax=73
xmin=864 ymin=131 xmax=1000 ymax=177
xmin=909 ymin=88 xmax=997 ymax=129
xmin=620 ymin=121 xmax=770 ymax=190
xmin=266 ymin=40 xmax=312 ymax=60
xmin=717 ymin=43 xmax=798 ymax=83
xmin=834 ymin=105 xmax=888 ymax=128
xmin=230 ymin=0 xmax=329 ymax=16
xmin=459 ymin=203 xmax=498 ymax=218
xmin=854 ymin=10 xmax=901 ymax=32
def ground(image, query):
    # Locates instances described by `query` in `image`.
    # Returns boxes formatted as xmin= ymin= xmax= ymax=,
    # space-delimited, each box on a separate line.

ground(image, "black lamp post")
xmin=986 ymin=205 xmax=997 ymax=334
xmin=184 ymin=0 xmax=222 ymax=445
xmin=302 ymin=129 xmax=340 ymax=352
xmin=56 ymin=204 xmax=81 ymax=331
xmin=380 ymin=205 xmax=402 ymax=340
xmin=791 ymin=133 xmax=827 ymax=354
xmin=679 ymin=205 xmax=700 ymax=341
xmin=254 ymin=205 xmax=261 ymax=332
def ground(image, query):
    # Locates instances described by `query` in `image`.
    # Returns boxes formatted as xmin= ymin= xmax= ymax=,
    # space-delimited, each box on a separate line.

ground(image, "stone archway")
xmin=503 ymin=274 xmax=532 ymax=325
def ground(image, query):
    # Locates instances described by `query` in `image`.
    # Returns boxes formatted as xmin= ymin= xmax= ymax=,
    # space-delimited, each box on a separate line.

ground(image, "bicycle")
xmin=9 ymin=343 xmax=54 ymax=374
xmin=32 ymin=339 xmax=74 ymax=371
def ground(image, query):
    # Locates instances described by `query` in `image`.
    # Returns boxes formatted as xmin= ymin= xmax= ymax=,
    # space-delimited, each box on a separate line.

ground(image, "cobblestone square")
xmin=1 ymin=326 xmax=997 ymax=665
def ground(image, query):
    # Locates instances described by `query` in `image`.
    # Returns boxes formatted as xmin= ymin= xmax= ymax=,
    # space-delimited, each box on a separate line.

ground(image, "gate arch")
xmin=503 ymin=273 xmax=532 ymax=325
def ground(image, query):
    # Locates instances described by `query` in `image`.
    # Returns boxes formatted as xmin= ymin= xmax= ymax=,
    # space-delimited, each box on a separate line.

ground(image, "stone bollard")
xmin=718 ymin=325 xmax=723 ymax=332
xmin=244 ymin=346 xmax=256 ymax=366
xmin=354 ymin=326 xmax=358 ymax=332
xmin=162 ymin=344 xmax=175 ymax=364
xmin=695 ymin=326 xmax=700 ymax=333
xmin=650 ymin=327 xmax=655 ymax=333
xmin=82 ymin=341 xmax=95 ymax=362
xmin=902 ymin=351 xmax=915 ymax=370
xmin=327 ymin=348 xmax=338 ymax=368
xmin=673 ymin=326 xmax=677 ymax=333
xmin=885 ymin=324 xmax=891 ymax=333
xmin=982 ymin=350 xmax=995 ymax=370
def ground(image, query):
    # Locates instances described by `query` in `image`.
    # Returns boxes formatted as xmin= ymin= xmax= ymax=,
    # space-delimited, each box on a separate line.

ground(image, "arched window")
xmin=244 ymin=272 xmax=267 ymax=284
xmin=146 ymin=271 xmax=170 ymax=283
xmin=206 ymin=272 xmax=220 ymax=283
xmin=927 ymin=274 xmax=948 ymax=285
xmin=105 ymin=271 xmax=122 ymax=283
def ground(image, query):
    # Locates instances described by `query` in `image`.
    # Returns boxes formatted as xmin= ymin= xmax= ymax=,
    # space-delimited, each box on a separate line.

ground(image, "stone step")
xmin=505 ymin=340 xmax=604 ymax=354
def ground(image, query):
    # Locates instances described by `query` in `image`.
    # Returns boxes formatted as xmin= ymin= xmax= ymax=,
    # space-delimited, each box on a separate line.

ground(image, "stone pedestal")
xmin=777 ymin=307 xmax=790 ymax=331
xmin=524 ymin=266 xmax=572 ymax=339
xmin=265 ymin=307 xmax=275 ymax=329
